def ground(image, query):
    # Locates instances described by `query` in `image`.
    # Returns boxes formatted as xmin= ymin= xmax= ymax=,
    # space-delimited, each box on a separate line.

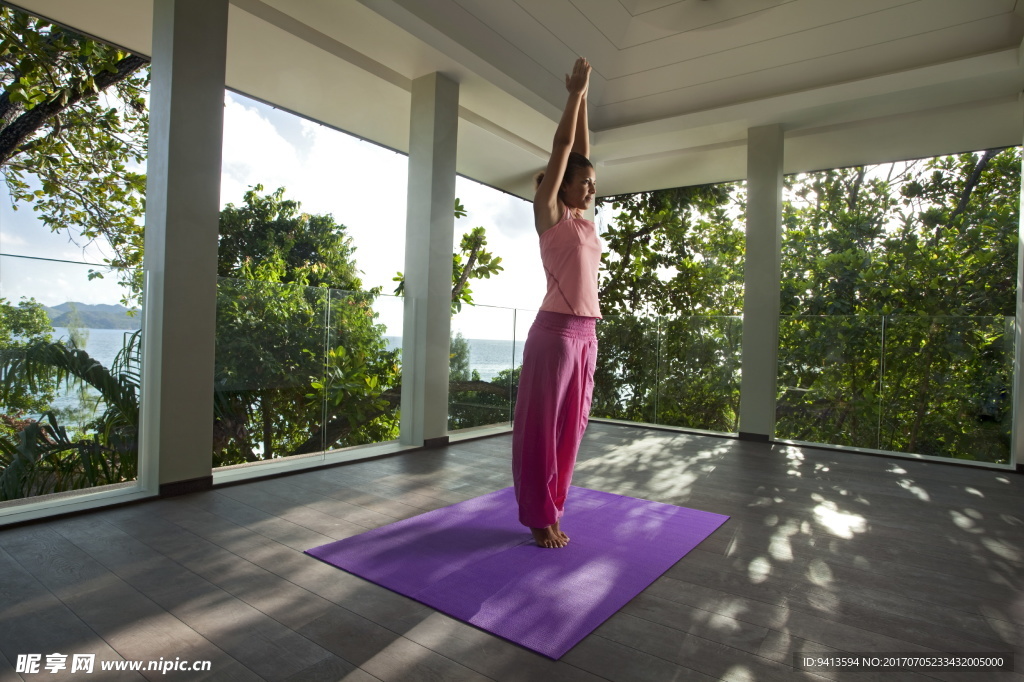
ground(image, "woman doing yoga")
xmin=512 ymin=57 xmax=601 ymax=549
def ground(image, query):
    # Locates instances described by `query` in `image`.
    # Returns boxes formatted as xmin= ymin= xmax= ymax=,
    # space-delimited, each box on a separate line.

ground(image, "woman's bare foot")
xmin=530 ymin=525 xmax=567 ymax=548
xmin=552 ymin=520 xmax=569 ymax=542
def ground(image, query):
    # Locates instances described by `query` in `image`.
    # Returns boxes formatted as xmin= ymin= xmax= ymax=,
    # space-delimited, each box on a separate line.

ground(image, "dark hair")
xmin=535 ymin=152 xmax=594 ymax=192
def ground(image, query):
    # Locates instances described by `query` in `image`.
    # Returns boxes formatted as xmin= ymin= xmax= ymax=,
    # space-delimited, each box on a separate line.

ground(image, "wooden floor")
xmin=1 ymin=423 xmax=1022 ymax=681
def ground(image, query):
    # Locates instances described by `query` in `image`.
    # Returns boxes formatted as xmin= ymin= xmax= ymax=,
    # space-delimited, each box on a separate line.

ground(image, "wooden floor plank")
xmin=19 ymin=517 xmax=251 ymax=681
xmin=1 ymin=422 xmax=1021 ymax=681
xmin=562 ymin=634 xmax=720 ymax=682
xmin=51 ymin=512 xmax=336 ymax=680
xmin=399 ymin=611 xmax=610 ymax=682
xmin=0 ymin=540 xmax=147 ymax=682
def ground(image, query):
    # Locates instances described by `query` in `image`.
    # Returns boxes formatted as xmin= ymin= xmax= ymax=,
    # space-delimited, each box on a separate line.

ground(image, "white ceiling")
xmin=12 ymin=0 xmax=1024 ymax=198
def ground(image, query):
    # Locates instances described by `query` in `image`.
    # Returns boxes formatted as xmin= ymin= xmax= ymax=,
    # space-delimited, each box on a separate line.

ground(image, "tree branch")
xmin=452 ymin=242 xmax=479 ymax=302
xmin=0 ymin=52 xmax=147 ymax=164
xmin=947 ymin=148 xmax=1000 ymax=226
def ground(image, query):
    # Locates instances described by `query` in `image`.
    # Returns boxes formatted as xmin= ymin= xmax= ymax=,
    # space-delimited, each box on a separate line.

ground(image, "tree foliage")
xmin=594 ymin=183 xmax=745 ymax=429
xmin=214 ymin=187 xmax=400 ymax=465
xmin=0 ymin=296 xmax=55 ymax=416
xmin=0 ymin=329 xmax=140 ymax=500
xmin=0 ymin=7 xmax=149 ymax=301
xmin=393 ymin=198 xmax=504 ymax=313
xmin=776 ymin=150 xmax=1018 ymax=461
xmin=594 ymin=148 xmax=1019 ymax=463
xmin=599 ymin=184 xmax=743 ymax=316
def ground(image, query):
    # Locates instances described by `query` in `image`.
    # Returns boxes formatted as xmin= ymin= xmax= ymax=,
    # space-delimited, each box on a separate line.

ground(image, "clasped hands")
xmin=565 ymin=56 xmax=591 ymax=96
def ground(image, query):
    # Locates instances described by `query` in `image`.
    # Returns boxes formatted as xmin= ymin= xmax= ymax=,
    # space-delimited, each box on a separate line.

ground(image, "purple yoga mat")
xmin=305 ymin=486 xmax=729 ymax=659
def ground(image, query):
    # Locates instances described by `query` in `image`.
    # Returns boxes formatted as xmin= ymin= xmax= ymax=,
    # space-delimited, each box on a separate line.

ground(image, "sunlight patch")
xmin=897 ymin=478 xmax=930 ymax=502
xmin=981 ymin=537 xmax=1021 ymax=562
xmin=950 ymin=510 xmax=976 ymax=531
xmin=813 ymin=503 xmax=866 ymax=539
xmin=748 ymin=556 xmax=772 ymax=583
xmin=807 ymin=558 xmax=833 ymax=586
xmin=723 ymin=665 xmax=755 ymax=682
xmin=709 ymin=612 xmax=742 ymax=632
xmin=769 ymin=520 xmax=799 ymax=562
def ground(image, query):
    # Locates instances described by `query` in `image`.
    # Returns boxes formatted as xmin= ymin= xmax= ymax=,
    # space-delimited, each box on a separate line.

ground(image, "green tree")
xmin=447 ymin=332 xmax=517 ymax=430
xmin=0 ymin=296 xmax=55 ymax=418
xmin=595 ymin=148 xmax=1018 ymax=463
xmin=594 ymin=184 xmax=744 ymax=427
xmin=0 ymin=329 xmax=140 ymax=500
xmin=777 ymin=149 xmax=1018 ymax=462
xmin=214 ymin=186 xmax=400 ymax=465
xmin=0 ymin=7 xmax=149 ymax=301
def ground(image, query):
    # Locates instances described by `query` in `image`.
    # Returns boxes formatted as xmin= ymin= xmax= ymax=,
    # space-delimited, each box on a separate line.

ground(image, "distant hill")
xmin=46 ymin=302 xmax=141 ymax=330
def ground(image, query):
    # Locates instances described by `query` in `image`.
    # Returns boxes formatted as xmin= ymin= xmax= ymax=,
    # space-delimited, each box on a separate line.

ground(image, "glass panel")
xmin=592 ymin=312 xmax=660 ymax=424
xmin=510 ymin=308 xmax=535 ymax=423
xmin=213 ymin=277 xmax=327 ymax=467
xmin=0 ymin=256 xmax=141 ymax=502
xmin=879 ymin=316 xmax=1013 ymax=463
xmin=656 ymin=315 xmax=742 ymax=431
xmin=776 ymin=315 xmax=884 ymax=448
xmin=449 ymin=304 xmax=520 ymax=431
xmin=778 ymin=150 xmax=1020 ymax=463
xmin=324 ymin=289 xmax=402 ymax=448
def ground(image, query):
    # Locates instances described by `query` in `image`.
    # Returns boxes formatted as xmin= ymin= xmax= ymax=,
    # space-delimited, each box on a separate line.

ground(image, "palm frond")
xmin=0 ymin=339 xmax=139 ymax=427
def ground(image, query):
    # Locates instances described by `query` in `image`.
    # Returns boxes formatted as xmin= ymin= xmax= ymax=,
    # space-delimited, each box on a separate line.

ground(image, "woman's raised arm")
xmin=534 ymin=57 xmax=590 ymax=235
xmin=571 ymin=77 xmax=589 ymax=160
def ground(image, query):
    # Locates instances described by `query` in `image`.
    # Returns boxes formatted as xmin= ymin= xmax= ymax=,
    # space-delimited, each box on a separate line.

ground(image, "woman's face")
xmin=561 ymin=167 xmax=596 ymax=211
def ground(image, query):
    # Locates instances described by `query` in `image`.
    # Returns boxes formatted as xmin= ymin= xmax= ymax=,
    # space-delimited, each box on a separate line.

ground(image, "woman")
xmin=513 ymin=57 xmax=601 ymax=549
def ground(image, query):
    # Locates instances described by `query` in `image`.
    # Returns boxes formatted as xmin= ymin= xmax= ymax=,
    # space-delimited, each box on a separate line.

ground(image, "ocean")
xmin=385 ymin=336 xmax=524 ymax=382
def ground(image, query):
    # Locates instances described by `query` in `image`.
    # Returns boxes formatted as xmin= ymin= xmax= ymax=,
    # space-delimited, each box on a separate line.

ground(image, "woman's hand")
xmin=565 ymin=57 xmax=591 ymax=97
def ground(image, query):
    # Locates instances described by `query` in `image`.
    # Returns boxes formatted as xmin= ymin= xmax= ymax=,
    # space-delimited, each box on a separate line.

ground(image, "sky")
xmin=0 ymin=91 xmax=561 ymax=340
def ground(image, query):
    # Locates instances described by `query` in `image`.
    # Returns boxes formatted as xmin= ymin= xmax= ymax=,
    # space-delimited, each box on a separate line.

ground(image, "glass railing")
xmin=7 ymin=256 xmax=1007 ymax=505
xmin=448 ymin=304 xmax=523 ymax=431
xmin=777 ymin=315 xmax=1014 ymax=464
xmin=655 ymin=315 xmax=743 ymax=431
xmin=593 ymin=313 xmax=742 ymax=431
xmin=327 ymin=287 xmax=402 ymax=446
xmin=0 ymin=254 xmax=142 ymax=503
xmin=213 ymin=278 xmax=402 ymax=470
xmin=445 ymin=307 xmax=744 ymax=435
xmin=592 ymin=313 xmax=660 ymax=424
xmin=777 ymin=315 xmax=882 ymax=448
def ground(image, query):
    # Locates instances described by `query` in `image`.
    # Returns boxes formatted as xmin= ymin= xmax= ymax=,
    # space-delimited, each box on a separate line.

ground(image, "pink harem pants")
xmin=512 ymin=311 xmax=598 ymax=528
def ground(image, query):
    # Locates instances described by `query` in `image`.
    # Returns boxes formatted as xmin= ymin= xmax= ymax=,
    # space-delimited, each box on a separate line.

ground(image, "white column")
xmin=400 ymin=73 xmax=459 ymax=447
xmin=140 ymin=0 xmax=228 ymax=493
xmin=738 ymin=124 xmax=784 ymax=441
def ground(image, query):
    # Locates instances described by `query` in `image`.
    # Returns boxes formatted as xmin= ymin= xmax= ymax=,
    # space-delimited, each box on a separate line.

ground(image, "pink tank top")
xmin=538 ymin=205 xmax=602 ymax=318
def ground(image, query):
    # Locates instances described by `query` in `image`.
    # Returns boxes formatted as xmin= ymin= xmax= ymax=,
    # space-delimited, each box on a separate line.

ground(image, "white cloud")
xmin=220 ymin=93 xmax=408 ymax=295
xmin=220 ymin=93 xmax=549 ymax=339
